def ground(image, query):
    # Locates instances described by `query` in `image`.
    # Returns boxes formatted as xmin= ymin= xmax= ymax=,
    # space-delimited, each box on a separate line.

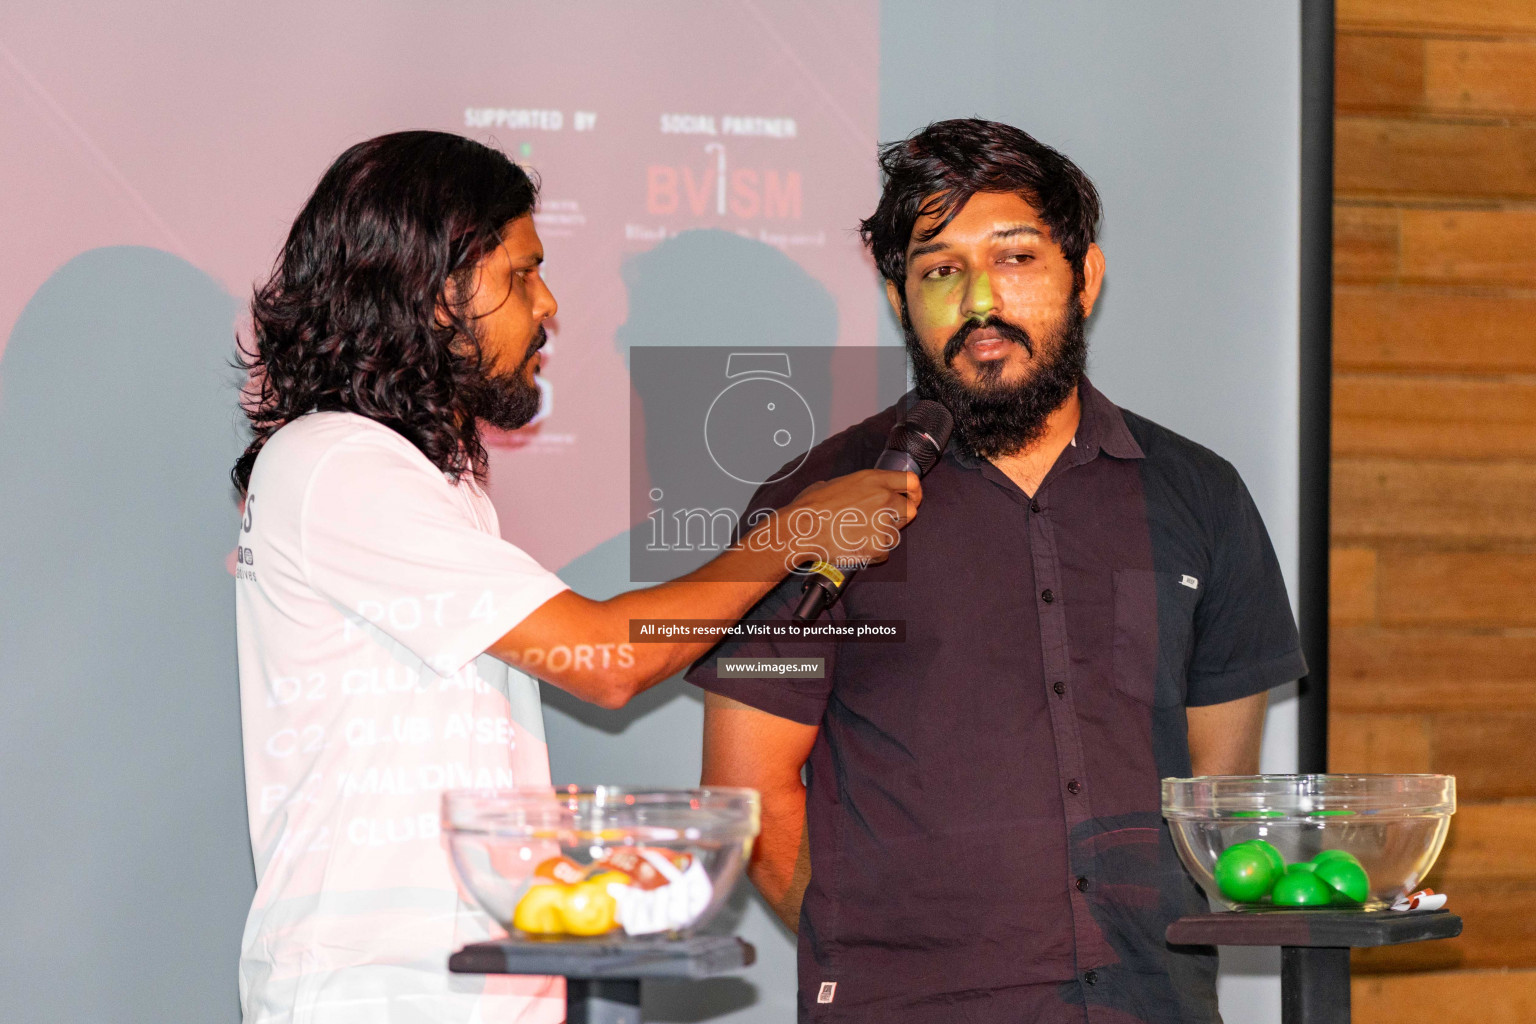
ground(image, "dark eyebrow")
xmin=992 ymin=225 xmax=1042 ymax=240
xmin=907 ymin=241 xmax=948 ymax=261
xmin=908 ymin=224 xmax=1043 ymax=263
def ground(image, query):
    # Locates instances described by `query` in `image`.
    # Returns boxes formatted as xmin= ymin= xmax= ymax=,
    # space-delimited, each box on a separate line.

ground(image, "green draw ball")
xmin=1214 ymin=843 xmax=1280 ymax=902
xmin=1314 ymin=858 xmax=1370 ymax=905
xmin=1311 ymin=849 xmax=1363 ymax=869
xmin=1271 ymin=870 xmax=1334 ymax=907
xmin=1246 ymin=839 xmax=1285 ymax=878
xmin=1286 ymin=861 xmax=1317 ymax=874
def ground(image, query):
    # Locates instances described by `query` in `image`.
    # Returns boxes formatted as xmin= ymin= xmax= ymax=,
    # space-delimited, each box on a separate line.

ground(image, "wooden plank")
xmin=1334 ymin=376 xmax=1536 ymax=459
xmin=1339 ymin=0 xmax=1536 ymax=35
xmin=1402 ymin=210 xmax=1536 ymax=288
xmin=1434 ymin=713 xmax=1536 ymax=799
xmin=1379 ymin=549 xmax=1536 ymax=626
xmin=1334 ymin=674 xmax=1536 ymax=714
xmin=1427 ymin=802 xmax=1536 ymax=887
xmin=1332 ymin=546 xmax=1379 ymax=622
xmin=1426 ymin=39 xmax=1536 ymax=118
xmin=1337 ymin=118 xmax=1536 ymax=201
xmin=1332 ymin=458 xmax=1536 ymax=541
xmin=1334 ymin=288 xmax=1536 ymax=374
xmin=1331 ymin=626 xmax=1536 ymax=712
xmin=1330 ymin=712 xmax=1431 ymax=773
xmin=1354 ymin=968 xmax=1536 ymax=1023
xmin=1338 ymin=34 xmax=1425 ymax=112
xmin=1336 ymin=206 xmax=1400 ymax=284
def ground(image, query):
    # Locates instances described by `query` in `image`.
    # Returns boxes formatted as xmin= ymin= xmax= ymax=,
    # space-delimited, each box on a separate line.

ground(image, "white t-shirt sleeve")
xmin=298 ymin=433 xmax=568 ymax=676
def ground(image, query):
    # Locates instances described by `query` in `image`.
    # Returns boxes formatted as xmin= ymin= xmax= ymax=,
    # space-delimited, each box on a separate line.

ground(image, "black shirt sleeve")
xmin=1185 ymin=464 xmax=1308 ymax=707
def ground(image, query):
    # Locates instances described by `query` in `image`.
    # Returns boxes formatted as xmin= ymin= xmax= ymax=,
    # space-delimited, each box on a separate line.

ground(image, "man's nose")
xmin=537 ymin=278 xmax=558 ymax=321
xmin=961 ymin=272 xmax=994 ymax=322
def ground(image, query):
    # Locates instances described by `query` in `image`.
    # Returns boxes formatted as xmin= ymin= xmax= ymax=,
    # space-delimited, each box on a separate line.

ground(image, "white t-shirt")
xmin=235 ymin=412 xmax=569 ymax=1024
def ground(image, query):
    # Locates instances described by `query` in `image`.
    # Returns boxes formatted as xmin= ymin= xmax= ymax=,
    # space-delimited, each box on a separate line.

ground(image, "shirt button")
xmin=1084 ymin=969 xmax=1098 ymax=986
xmin=1053 ymin=681 xmax=1066 ymax=696
xmin=1041 ymin=589 xmax=1054 ymax=603
xmin=1076 ymin=876 xmax=1090 ymax=892
xmin=1030 ymin=499 xmax=1041 ymax=514
xmin=1067 ymin=778 xmax=1083 ymax=795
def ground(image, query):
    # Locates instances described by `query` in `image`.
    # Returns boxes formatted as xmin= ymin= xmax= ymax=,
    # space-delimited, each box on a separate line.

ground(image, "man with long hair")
xmin=691 ymin=119 xmax=1305 ymax=1022
xmin=232 ymin=131 xmax=918 ymax=1022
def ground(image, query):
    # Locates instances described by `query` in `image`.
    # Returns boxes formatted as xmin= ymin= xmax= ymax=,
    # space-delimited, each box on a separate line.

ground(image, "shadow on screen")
xmin=546 ymin=229 xmax=838 ymax=736
xmin=0 ymin=246 xmax=252 ymax=1024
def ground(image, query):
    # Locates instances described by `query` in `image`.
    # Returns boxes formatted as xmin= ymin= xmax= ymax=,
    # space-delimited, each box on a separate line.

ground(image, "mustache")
xmin=530 ymin=325 xmax=548 ymax=351
xmin=942 ymin=316 xmax=1035 ymax=366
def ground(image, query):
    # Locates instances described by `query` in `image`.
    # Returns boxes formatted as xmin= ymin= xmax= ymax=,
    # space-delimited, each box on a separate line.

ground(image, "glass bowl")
xmin=1162 ymin=774 xmax=1455 ymax=911
xmin=442 ymin=786 xmax=760 ymax=940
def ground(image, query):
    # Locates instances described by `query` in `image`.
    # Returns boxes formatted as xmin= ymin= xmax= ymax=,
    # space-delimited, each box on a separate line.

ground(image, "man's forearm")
xmin=1187 ymin=690 xmax=1269 ymax=776
xmin=749 ymin=782 xmax=810 ymax=930
xmin=490 ymin=524 xmax=799 ymax=708
xmin=491 ymin=477 xmax=911 ymax=707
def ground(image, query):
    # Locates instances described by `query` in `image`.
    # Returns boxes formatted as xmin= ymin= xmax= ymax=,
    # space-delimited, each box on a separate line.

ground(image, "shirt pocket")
xmin=1111 ymin=568 xmax=1200 ymax=708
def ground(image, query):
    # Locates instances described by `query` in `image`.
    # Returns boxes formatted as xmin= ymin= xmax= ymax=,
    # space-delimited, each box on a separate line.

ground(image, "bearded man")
xmin=232 ymin=131 xmax=918 ymax=1023
xmin=688 ymin=118 xmax=1305 ymax=1023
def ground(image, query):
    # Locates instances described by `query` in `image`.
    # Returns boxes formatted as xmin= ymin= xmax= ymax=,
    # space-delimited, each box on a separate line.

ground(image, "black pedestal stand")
xmin=1167 ymin=910 xmax=1462 ymax=1024
xmin=450 ymin=935 xmax=755 ymax=1024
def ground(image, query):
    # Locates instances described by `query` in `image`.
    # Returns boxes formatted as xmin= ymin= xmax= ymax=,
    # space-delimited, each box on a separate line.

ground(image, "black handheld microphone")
xmin=791 ymin=400 xmax=953 ymax=623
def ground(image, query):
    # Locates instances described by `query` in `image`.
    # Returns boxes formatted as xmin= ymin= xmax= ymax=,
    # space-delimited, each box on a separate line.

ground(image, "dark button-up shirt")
xmin=687 ymin=380 xmax=1305 ymax=1024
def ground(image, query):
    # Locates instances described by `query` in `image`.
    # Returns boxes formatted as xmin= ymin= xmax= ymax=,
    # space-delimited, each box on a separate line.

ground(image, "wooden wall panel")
xmin=1329 ymin=711 xmax=1431 ymax=772
xmin=1337 ymin=119 xmax=1536 ymax=201
xmin=1332 ymin=627 xmax=1536 ymax=710
xmin=1377 ymin=551 xmax=1536 ymax=627
xmin=1334 ymin=206 xmax=1399 ymax=282
xmin=1353 ymin=970 xmax=1536 ymax=1023
xmin=1333 ymin=459 xmax=1536 ymax=541
xmin=1401 ymin=210 xmax=1536 ymax=287
xmin=1331 ymin=547 xmax=1379 ymax=622
xmin=1334 ymin=289 xmax=1536 ymax=374
xmin=1333 ymin=376 xmax=1536 ymax=458
xmin=1339 ymin=0 xmax=1536 ymax=35
xmin=1338 ymin=34 xmax=1424 ymax=112
xmin=1425 ymin=40 xmax=1536 ymax=116
xmin=1334 ymin=8 xmax=1536 ymax=1012
xmin=1337 ymin=36 xmax=1536 ymax=117
xmin=1432 ymin=714 xmax=1536 ymax=799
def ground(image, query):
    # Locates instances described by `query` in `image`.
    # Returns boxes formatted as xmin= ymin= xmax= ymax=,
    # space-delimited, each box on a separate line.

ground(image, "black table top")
xmin=449 ymin=935 xmax=756 ymax=978
xmin=1166 ymin=908 xmax=1462 ymax=949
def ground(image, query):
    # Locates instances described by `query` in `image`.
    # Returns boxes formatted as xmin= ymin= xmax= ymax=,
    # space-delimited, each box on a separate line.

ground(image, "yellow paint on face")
xmin=963 ymin=271 xmax=994 ymax=322
xmin=912 ymin=268 xmax=966 ymax=332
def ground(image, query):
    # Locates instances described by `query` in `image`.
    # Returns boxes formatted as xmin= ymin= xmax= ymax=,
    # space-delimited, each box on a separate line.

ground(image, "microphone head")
xmin=886 ymin=399 xmax=954 ymax=475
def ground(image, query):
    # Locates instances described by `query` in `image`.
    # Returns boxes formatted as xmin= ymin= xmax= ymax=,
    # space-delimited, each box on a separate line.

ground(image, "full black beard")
xmin=903 ymin=299 xmax=1087 ymax=459
xmin=470 ymin=328 xmax=545 ymax=430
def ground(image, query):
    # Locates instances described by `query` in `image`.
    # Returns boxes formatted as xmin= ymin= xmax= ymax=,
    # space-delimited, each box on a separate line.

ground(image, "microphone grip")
xmin=874 ymin=449 xmax=921 ymax=475
xmin=792 ymin=572 xmax=839 ymax=623
xmin=792 ymin=452 xmax=916 ymax=622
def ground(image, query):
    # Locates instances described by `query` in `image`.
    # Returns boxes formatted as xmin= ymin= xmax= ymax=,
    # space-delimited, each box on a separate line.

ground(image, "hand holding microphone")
xmin=792 ymin=400 xmax=953 ymax=622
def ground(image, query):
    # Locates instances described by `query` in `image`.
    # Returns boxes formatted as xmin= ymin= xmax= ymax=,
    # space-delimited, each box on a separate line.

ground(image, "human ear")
xmin=884 ymin=279 xmax=904 ymax=322
xmin=1078 ymin=244 xmax=1106 ymax=318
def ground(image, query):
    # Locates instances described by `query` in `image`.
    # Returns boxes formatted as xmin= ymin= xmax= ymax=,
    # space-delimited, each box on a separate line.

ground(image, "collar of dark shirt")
xmin=940 ymin=379 xmax=1148 ymax=503
xmin=946 ymin=377 xmax=1146 ymax=487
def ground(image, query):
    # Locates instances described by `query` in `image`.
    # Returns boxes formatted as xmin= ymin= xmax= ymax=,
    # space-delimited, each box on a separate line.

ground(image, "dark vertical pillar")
xmin=1281 ymin=946 xmax=1351 ymax=1024
xmin=1297 ymin=0 xmax=1336 ymax=774
xmin=567 ymin=979 xmax=643 ymax=1024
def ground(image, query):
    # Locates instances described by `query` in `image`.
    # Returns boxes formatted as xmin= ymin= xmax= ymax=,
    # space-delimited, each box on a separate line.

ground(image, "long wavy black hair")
xmin=231 ymin=131 xmax=538 ymax=493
